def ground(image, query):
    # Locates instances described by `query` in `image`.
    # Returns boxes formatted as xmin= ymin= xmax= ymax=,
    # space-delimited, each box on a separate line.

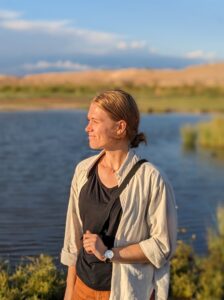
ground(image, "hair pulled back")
xmin=91 ymin=89 xmax=147 ymax=148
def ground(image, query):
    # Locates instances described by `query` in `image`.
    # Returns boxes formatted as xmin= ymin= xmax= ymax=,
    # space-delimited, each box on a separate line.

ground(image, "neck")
xmin=101 ymin=145 xmax=130 ymax=172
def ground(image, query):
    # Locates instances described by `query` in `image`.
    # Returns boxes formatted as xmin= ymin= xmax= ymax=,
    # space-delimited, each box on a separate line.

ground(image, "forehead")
xmin=87 ymin=103 xmax=111 ymax=120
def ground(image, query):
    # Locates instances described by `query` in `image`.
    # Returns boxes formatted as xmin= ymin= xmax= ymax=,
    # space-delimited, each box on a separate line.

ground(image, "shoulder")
xmin=139 ymin=159 xmax=172 ymax=188
xmin=139 ymin=160 xmax=176 ymax=207
xmin=76 ymin=154 xmax=98 ymax=172
xmin=71 ymin=152 xmax=100 ymax=182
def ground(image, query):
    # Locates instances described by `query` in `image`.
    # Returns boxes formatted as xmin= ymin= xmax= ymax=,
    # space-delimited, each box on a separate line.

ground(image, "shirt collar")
xmin=86 ymin=148 xmax=139 ymax=182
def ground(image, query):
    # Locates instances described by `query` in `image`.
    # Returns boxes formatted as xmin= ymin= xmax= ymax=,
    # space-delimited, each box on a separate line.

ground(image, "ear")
xmin=116 ymin=120 xmax=127 ymax=137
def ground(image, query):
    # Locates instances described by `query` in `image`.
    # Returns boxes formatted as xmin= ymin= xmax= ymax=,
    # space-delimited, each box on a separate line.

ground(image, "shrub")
xmin=0 ymin=254 xmax=65 ymax=300
xmin=170 ymin=241 xmax=199 ymax=299
xmin=196 ymin=206 xmax=224 ymax=300
xmin=170 ymin=206 xmax=224 ymax=300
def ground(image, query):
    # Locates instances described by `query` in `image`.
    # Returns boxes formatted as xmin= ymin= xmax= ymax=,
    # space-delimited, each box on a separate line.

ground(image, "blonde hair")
xmin=91 ymin=89 xmax=147 ymax=148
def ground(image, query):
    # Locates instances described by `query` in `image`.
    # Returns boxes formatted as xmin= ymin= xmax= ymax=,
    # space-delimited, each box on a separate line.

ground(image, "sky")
xmin=0 ymin=0 xmax=223 ymax=75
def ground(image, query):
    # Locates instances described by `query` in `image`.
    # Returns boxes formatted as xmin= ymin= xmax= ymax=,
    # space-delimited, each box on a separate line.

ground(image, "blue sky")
xmin=0 ymin=0 xmax=223 ymax=75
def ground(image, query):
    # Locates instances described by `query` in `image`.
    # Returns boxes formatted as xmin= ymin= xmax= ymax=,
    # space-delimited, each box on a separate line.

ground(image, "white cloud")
xmin=116 ymin=40 xmax=147 ymax=50
xmin=22 ymin=60 xmax=91 ymax=71
xmin=0 ymin=9 xmax=152 ymax=59
xmin=0 ymin=9 xmax=121 ymax=48
xmin=0 ymin=9 xmax=22 ymax=19
xmin=1 ymin=19 xmax=70 ymax=32
xmin=185 ymin=50 xmax=216 ymax=60
xmin=130 ymin=40 xmax=147 ymax=49
xmin=116 ymin=41 xmax=128 ymax=50
xmin=148 ymin=47 xmax=158 ymax=54
xmin=0 ymin=16 xmax=116 ymax=44
xmin=0 ymin=9 xmax=203 ymax=74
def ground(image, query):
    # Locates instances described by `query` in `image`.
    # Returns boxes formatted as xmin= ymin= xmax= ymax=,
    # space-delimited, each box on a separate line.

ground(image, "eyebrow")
xmin=86 ymin=116 xmax=100 ymax=121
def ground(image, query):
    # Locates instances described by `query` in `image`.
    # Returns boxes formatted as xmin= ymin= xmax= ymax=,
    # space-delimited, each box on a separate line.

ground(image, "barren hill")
xmin=1 ymin=63 xmax=224 ymax=87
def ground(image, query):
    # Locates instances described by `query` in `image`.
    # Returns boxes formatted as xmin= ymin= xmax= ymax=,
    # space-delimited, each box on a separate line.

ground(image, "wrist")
xmin=100 ymin=245 xmax=108 ymax=261
xmin=103 ymin=248 xmax=115 ymax=263
xmin=66 ymin=276 xmax=76 ymax=287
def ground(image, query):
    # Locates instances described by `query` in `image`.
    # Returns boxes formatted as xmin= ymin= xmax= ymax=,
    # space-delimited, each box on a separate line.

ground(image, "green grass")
xmin=0 ymin=84 xmax=224 ymax=112
xmin=181 ymin=117 xmax=224 ymax=150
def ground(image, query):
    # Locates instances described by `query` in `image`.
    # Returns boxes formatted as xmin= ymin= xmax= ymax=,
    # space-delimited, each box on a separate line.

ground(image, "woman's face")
xmin=85 ymin=103 xmax=124 ymax=150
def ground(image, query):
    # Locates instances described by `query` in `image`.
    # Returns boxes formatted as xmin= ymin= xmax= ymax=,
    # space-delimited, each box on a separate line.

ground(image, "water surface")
xmin=0 ymin=111 xmax=224 ymax=266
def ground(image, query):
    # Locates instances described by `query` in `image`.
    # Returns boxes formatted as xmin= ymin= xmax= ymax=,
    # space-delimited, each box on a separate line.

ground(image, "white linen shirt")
xmin=61 ymin=149 xmax=177 ymax=300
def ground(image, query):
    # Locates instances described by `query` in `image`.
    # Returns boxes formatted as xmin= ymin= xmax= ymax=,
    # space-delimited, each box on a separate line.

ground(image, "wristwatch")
xmin=103 ymin=249 xmax=114 ymax=263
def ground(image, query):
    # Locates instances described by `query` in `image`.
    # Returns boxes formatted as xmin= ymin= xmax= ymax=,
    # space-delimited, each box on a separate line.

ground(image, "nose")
xmin=85 ymin=121 xmax=92 ymax=133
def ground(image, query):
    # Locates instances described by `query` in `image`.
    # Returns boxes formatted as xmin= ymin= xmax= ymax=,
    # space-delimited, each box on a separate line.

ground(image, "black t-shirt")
xmin=76 ymin=161 xmax=122 ymax=291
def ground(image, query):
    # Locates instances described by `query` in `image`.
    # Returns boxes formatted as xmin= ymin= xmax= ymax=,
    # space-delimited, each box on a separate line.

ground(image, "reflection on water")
xmin=0 ymin=110 xmax=224 ymax=266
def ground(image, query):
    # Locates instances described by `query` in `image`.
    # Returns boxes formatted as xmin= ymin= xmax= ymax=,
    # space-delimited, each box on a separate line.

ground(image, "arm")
xmin=61 ymin=184 xmax=82 ymax=266
xmin=64 ymin=266 xmax=77 ymax=300
xmin=61 ymin=167 xmax=82 ymax=299
xmin=83 ymin=172 xmax=177 ymax=267
xmin=112 ymin=243 xmax=149 ymax=263
xmin=83 ymin=230 xmax=149 ymax=263
xmin=138 ymin=172 xmax=177 ymax=268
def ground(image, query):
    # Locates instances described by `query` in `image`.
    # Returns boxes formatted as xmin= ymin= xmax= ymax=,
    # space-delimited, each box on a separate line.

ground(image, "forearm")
xmin=112 ymin=243 xmax=151 ymax=264
xmin=66 ymin=265 xmax=77 ymax=287
xmin=83 ymin=231 xmax=152 ymax=264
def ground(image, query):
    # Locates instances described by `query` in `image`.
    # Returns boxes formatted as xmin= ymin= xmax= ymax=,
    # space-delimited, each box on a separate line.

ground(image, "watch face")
xmin=105 ymin=249 xmax=114 ymax=260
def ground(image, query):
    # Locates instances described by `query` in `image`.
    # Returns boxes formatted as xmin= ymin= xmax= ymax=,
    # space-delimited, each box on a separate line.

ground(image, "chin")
xmin=89 ymin=142 xmax=102 ymax=150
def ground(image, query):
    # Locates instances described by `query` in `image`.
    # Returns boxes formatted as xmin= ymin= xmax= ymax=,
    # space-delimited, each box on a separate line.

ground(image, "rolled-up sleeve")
xmin=60 ymin=167 xmax=82 ymax=266
xmin=139 ymin=172 xmax=177 ymax=269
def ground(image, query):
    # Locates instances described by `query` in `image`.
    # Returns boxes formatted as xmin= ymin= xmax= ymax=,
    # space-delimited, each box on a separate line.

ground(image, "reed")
xmin=180 ymin=125 xmax=197 ymax=149
xmin=181 ymin=117 xmax=224 ymax=150
xmin=198 ymin=118 xmax=224 ymax=148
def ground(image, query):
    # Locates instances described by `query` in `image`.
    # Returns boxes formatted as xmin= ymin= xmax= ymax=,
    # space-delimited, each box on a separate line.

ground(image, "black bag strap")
xmin=95 ymin=159 xmax=148 ymax=234
xmin=113 ymin=158 xmax=148 ymax=199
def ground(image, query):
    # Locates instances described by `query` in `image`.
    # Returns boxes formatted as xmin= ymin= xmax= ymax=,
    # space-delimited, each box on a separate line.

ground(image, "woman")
xmin=61 ymin=89 xmax=177 ymax=300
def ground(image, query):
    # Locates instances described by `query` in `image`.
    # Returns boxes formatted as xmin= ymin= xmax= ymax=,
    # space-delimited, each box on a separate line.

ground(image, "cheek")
xmin=103 ymin=127 xmax=117 ymax=139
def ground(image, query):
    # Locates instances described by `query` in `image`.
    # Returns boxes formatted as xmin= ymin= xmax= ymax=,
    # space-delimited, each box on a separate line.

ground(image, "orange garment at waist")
xmin=73 ymin=276 xmax=110 ymax=300
xmin=72 ymin=275 xmax=155 ymax=300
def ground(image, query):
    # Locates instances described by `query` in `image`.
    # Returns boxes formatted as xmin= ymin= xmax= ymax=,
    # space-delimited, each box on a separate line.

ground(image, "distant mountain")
xmin=1 ymin=63 xmax=224 ymax=87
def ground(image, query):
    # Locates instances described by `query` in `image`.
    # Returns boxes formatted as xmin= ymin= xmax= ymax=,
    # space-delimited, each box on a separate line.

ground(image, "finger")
xmin=83 ymin=240 xmax=94 ymax=249
xmin=85 ymin=248 xmax=93 ymax=254
xmin=83 ymin=244 xmax=94 ymax=254
xmin=83 ymin=234 xmax=94 ymax=241
xmin=83 ymin=231 xmax=93 ymax=240
xmin=83 ymin=234 xmax=97 ymax=242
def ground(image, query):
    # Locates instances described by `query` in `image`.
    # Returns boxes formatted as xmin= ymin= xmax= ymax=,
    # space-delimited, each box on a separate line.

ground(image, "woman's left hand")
xmin=83 ymin=230 xmax=107 ymax=261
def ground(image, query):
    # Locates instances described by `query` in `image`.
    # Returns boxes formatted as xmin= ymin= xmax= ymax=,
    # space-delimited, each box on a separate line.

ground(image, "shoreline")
xmin=0 ymin=105 xmax=223 ymax=116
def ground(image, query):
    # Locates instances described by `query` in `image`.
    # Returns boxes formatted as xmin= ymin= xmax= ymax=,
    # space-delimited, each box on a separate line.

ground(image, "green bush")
xmin=0 ymin=254 xmax=65 ymax=300
xmin=170 ymin=241 xmax=199 ymax=299
xmin=196 ymin=206 xmax=224 ymax=300
xmin=170 ymin=206 xmax=224 ymax=300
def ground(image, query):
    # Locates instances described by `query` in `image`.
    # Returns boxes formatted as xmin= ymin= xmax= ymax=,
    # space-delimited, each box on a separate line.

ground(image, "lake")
xmin=0 ymin=110 xmax=224 ymax=266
